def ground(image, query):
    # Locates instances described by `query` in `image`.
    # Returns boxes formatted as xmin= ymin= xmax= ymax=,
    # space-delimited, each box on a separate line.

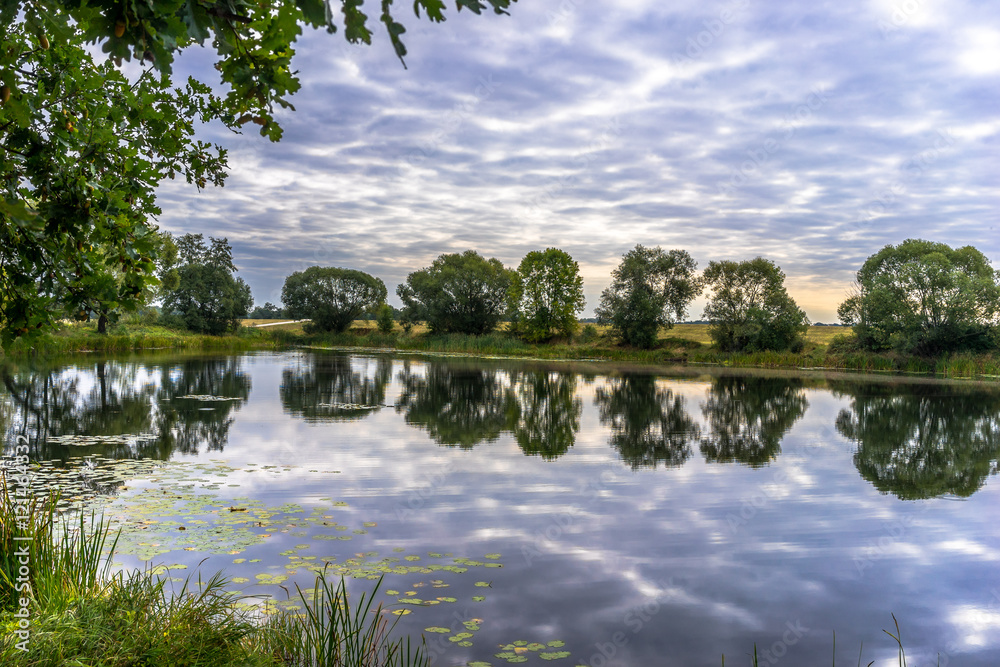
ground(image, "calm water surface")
xmin=2 ymin=350 xmax=999 ymax=666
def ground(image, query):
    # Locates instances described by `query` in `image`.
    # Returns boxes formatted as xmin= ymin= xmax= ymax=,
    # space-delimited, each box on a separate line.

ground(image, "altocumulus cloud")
xmin=154 ymin=0 xmax=1000 ymax=322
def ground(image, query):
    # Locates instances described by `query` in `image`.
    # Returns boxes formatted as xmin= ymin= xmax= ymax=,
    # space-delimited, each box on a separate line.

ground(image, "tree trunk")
xmin=97 ymin=312 xmax=108 ymax=334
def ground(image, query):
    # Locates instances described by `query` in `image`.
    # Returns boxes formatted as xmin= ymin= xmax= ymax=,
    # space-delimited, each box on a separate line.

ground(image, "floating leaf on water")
xmin=484 ymin=553 xmax=501 ymax=559
xmin=391 ymin=609 xmax=411 ymax=616
xmin=449 ymin=632 xmax=474 ymax=642
xmin=438 ymin=597 xmax=457 ymax=603
xmin=424 ymin=627 xmax=451 ymax=633
xmin=474 ymin=581 xmax=491 ymax=587
xmin=539 ymin=653 xmax=571 ymax=660
xmin=547 ymin=641 xmax=565 ymax=648
xmin=458 ymin=641 xmax=473 ymax=647
xmin=232 ymin=577 xmax=249 ymax=584
xmin=472 ymin=596 xmax=485 ymax=602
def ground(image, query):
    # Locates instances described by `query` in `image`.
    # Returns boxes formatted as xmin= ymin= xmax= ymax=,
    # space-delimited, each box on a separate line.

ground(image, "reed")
xmin=260 ymin=572 xmax=428 ymax=667
xmin=0 ymin=482 xmax=424 ymax=666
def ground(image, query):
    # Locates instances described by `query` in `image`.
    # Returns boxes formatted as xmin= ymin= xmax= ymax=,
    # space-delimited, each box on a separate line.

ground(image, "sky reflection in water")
xmin=2 ymin=350 xmax=999 ymax=666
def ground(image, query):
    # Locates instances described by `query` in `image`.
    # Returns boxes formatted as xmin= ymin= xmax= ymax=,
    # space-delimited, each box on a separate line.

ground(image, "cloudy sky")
xmin=154 ymin=0 xmax=1000 ymax=323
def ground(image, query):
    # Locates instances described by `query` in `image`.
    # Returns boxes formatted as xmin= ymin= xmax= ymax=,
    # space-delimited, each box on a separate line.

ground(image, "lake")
xmin=2 ymin=349 xmax=999 ymax=666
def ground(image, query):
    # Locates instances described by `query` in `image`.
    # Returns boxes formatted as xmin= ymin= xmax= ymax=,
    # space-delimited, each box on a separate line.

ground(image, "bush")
xmin=375 ymin=304 xmax=395 ymax=334
xmin=827 ymin=333 xmax=861 ymax=354
xmin=577 ymin=324 xmax=599 ymax=343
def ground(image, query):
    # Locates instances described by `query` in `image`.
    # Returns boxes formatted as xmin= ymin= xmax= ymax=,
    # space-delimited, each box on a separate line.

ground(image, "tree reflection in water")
xmin=699 ymin=376 xmax=808 ymax=467
xmin=595 ymin=374 xmax=699 ymax=469
xmin=0 ymin=355 xmax=250 ymax=461
xmin=280 ymin=353 xmax=391 ymax=423
xmin=833 ymin=382 xmax=1000 ymax=499
xmin=396 ymin=362 xmax=582 ymax=459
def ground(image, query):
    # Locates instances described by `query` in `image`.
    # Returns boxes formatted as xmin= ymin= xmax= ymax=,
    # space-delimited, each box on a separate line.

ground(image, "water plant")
xmin=261 ymin=571 xmax=428 ymax=667
xmin=0 ymin=480 xmax=427 ymax=666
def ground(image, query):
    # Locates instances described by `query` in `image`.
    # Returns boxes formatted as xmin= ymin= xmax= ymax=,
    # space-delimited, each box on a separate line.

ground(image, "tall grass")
xmin=0 ymin=482 xmax=426 ymax=666
xmin=0 ymin=482 xmax=118 ymax=613
xmin=4 ymin=323 xmax=282 ymax=358
xmin=261 ymin=572 xmax=428 ymax=667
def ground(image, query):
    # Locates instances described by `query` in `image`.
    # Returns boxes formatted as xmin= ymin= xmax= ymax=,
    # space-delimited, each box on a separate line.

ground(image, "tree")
xmin=281 ymin=266 xmax=386 ymax=334
xmin=1 ymin=1 xmax=517 ymax=349
xmin=508 ymin=248 xmax=585 ymax=342
xmin=702 ymin=257 xmax=809 ymax=352
xmin=249 ymin=302 xmax=284 ymax=319
xmin=397 ymin=250 xmax=514 ymax=335
xmin=837 ymin=239 xmax=1000 ymax=354
xmin=160 ymin=234 xmax=252 ymax=335
xmin=595 ymin=245 xmax=702 ymax=349
xmin=375 ymin=303 xmax=396 ymax=333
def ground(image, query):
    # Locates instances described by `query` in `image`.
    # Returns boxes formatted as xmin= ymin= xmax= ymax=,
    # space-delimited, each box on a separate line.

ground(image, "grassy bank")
xmin=3 ymin=321 xmax=283 ymax=358
xmin=0 ymin=486 xmax=427 ymax=666
xmin=276 ymin=323 xmax=1000 ymax=380
xmin=6 ymin=319 xmax=999 ymax=380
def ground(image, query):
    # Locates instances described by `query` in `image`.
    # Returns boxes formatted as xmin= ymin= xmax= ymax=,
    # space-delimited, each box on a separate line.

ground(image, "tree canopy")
xmin=397 ymin=250 xmax=514 ymax=335
xmin=702 ymin=257 xmax=809 ymax=352
xmin=281 ymin=266 xmax=386 ymax=333
xmin=0 ymin=0 xmax=517 ymax=348
xmin=595 ymin=245 xmax=701 ymax=349
xmin=837 ymin=239 xmax=1000 ymax=354
xmin=159 ymin=234 xmax=252 ymax=335
xmin=508 ymin=248 xmax=585 ymax=342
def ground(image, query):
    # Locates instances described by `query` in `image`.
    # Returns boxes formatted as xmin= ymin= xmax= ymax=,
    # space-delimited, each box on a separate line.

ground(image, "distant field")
xmin=242 ymin=319 xmax=847 ymax=347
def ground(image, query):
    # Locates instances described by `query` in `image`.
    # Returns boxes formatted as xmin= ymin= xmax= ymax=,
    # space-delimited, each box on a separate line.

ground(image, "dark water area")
xmin=2 ymin=350 xmax=999 ymax=666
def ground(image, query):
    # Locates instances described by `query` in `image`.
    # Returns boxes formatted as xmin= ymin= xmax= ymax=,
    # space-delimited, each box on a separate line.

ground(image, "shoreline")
xmin=4 ymin=322 xmax=1000 ymax=382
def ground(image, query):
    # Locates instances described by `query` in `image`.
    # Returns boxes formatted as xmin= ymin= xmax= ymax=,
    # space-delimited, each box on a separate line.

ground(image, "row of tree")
xmin=280 ymin=239 xmax=1000 ymax=354
xmin=278 ymin=245 xmax=810 ymax=351
xmin=32 ymin=234 xmax=1000 ymax=358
